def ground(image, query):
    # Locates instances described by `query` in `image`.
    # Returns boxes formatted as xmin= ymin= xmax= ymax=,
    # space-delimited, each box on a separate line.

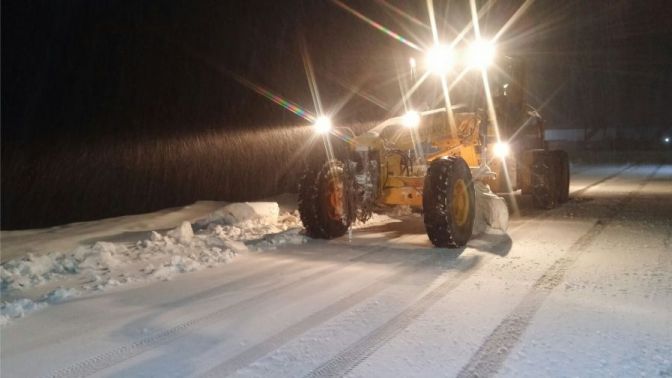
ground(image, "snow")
xmin=0 ymin=200 xmax=229 ymax=263
xmin=0 ymin=198 xmax=408 ymax=325
xmin=1 ymin=200 xmax=306 ymax=324
xmin=473 ymin=181 xmax=509 ymax=234
xmin=1 ymin=164 xmax=671 ymax=378
xmin=0 ymin=299 xmax=45 ymax=326
xmin=194 ymin=202 xmax=280 ymax=227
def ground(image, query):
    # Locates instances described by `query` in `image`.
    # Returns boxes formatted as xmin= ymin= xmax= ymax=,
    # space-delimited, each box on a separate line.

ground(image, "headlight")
xmin=313 ymin=116 xmax=332 ymax=134
xmin=664 ymin=136 xmax=670 ymax=144
xmin=467 ymin=40 xmax=495 ymax=69
xmin=402 ymin=111 xmax=420 ymax=128
xmin=426 ymin=44 xmax=454 ymax=75
xmin=492 ymin=142 xmax=510 ymax=159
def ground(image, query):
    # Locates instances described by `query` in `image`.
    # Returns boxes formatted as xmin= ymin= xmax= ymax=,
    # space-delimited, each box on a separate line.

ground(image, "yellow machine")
xmin=299 ymin=57 xmax=569 ymax=247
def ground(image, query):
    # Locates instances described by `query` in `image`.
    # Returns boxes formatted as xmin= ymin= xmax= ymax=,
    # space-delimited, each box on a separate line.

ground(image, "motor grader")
xmin=299 ymin=54 xmax=569 ymax=248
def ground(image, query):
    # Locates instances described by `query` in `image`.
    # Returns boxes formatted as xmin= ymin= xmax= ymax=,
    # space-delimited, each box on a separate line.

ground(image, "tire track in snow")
xmin=223 ymin=163 xmax=638 ymax=377
xmin=295 ymin=164 xmax=630 ymax=378
xmin=569 ymin=163 xmax=633 ymax=197
xmin=302 ymin=253 xmax=489 ymax=378
xmin=504 ymin=164 xmax=633 ymax=235
xmin=456 ymin=164 xmax=661 ymax=378
xmin=200 ymin=250 xmax=467 ymax=377
xmin=48 ymin=247 xmax=388 ymax=378
xmin=653 ymin=219 xmax=672 ymax=298
xmin=302 ymin=232 xmax=516 ymax=378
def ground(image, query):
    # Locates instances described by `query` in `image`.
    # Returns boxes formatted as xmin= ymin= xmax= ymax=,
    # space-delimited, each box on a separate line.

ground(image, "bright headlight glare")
xmin=492 ymin=142 xmax=510 ymax=158
xmin=426 ymin=44 xmax=454 ymax=75
xmin=402 ymin=111 xmax=420 ymax=128
xmin=468 ymin=40 xmax=495 ymax=69
xmin=314 ymin=116 xmax=332 ymax=134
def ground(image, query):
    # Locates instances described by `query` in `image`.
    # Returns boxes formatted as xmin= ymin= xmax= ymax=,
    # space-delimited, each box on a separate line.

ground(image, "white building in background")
xmin=545 ymin=128 xmax=667 ymax=142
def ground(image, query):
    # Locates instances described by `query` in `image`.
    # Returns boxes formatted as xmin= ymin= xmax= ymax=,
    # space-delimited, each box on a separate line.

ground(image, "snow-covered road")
xmin=2 ymin=164 xmax=671 ymax=377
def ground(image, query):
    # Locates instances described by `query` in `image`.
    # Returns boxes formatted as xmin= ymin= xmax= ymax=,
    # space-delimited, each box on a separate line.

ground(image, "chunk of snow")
xmin=222 ymin=240 xmax=249 ymax=254
xmin=252 ymin=228 xmax=308 ymax=250
xmin=0 ymin=298 xmax=46 ymax=324
xmin=167 ymin=221 xmax=194 ymax=244
xmin=197 ymin=202 xmax=280 ymax=226
xmin=45 ymin=288 xmax=79 ymax=303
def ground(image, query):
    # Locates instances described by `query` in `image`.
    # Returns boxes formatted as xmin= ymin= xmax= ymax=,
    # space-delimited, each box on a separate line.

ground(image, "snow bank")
xmin=194 ymin=202 xmax=279 ymax=228
xmin=0 ymin=203 xmax=305 ymax=324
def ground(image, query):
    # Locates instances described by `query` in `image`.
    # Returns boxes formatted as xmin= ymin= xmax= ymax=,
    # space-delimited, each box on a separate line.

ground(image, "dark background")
xmin=2 ymin=0 xmax=671 ymax=229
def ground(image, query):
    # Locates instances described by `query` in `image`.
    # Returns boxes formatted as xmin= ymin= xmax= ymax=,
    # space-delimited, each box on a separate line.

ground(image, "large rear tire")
xmin=531 ymin=151 xmax=559 ymax=209
xmin=555 ymin=151 xmax=570 ymax=203
xmin=298 ymin=160 xmax=355 ymax=239
xmin=423 ymin=157 xmax=475 ymax=248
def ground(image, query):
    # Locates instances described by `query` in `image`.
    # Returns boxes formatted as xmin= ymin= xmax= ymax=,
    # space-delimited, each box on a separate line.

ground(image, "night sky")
xmin=3 ymin=0 xmax=671 ymax=139
xmin=2 ymin=0 xmax=671 ymax=228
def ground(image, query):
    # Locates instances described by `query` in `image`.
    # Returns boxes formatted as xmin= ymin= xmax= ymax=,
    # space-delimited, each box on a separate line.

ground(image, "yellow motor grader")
xmin=299 ymin=54 xmax=569 ymax=248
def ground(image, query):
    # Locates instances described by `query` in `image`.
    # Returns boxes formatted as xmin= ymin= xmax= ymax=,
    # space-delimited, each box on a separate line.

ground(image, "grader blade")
xmin=473 ymin=181 xmax=509 ymax=235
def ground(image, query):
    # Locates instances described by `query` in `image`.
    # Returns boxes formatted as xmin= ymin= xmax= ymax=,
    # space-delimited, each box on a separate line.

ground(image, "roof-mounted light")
xmin=467 ymin=40 xmax=496 ymax=69
xmin=426 ymin=44 xmax=455 ymax=75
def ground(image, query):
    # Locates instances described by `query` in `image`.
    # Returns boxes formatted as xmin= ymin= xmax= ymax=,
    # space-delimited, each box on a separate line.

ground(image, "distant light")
xmin=409 ymin=57 xmax=416 ymax=70
xmin=467 ymin=40 xmax=496 ymax=69
xmin=492 ymin=142 xmax=510 ymax=159
xmin=665 ymin=137 xmax=670 ymax=144
xmin=402 ymin=111 xmax=420 ymax=128
xmin=314 ymin=116 xmax=332 ymax=134
xmin=425 ymin=44 xmax=454 ymax=75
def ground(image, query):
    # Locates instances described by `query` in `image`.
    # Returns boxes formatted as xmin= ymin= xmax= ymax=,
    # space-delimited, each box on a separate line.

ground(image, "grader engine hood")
xmin=353 ymin=110 xmax=482 ymax=166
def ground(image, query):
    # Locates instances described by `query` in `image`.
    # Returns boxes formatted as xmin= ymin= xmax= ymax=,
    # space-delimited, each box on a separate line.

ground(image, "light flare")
xmin=331 ymin=0 xmax=422 ymax=51
xmin=374 ymin=0 xmax=429 ymax=30
xmin=492 ymin=141 xmax=510 ymax=158
xmin=426 ymin=44 xmax=455 ymax=75
xmin=467 ymin=39 xmax=496 ymax=69
xmin=469 ymin=0 xmax=519 ymax=215
xmin=232 ymin=74 xmax=315 ymax=123
xmin=493 ymin=0 xmax=536 ymax=43
xmin=392 ymin=70 xmax=431 ymax=115
xmin=300 ymin=38 xmax=324 ymax=118
xmin=440 ymin=74 xmax=458 ymax=137
xmin=314 ymin=116 xmax=333 ymax=134
xmin=425 ymin=0 xmax=458 ymax=135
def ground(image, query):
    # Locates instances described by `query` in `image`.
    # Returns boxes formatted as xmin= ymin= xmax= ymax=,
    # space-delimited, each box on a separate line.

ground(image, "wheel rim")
xmin=451 ymin=179 xmax=470 ymax=226
xmin=326 ymin=176 xmax=345 ymax=220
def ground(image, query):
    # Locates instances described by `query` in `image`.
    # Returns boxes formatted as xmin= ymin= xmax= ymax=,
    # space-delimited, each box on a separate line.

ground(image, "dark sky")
xmin=3 ymin=0 xmax=672 ymax=141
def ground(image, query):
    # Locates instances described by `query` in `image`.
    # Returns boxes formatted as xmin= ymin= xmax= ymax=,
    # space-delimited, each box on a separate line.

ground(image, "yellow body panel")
xmin=351 ymin=110 xmax=486 ymax=209
xmin=385 ymin=175 xmax=424 ymax=188
xmin=380 ymin=186 xmax=423 ymax=207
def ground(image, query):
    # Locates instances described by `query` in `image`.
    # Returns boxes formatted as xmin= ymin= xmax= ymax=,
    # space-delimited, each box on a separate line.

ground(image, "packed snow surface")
xmin=1 ymin=164 xmax=671 ymax=378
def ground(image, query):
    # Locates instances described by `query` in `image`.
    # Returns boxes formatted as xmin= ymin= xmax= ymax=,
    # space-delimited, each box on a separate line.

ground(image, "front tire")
xmin=298 ymin=160 xmax=355 ymax=239
xmin=423 ymin=157 xmax=475 ymax=248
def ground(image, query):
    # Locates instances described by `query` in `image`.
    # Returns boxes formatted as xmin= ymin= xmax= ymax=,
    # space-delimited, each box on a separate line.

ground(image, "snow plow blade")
xmin=472 ymin=181 xmax=509 ymax=235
